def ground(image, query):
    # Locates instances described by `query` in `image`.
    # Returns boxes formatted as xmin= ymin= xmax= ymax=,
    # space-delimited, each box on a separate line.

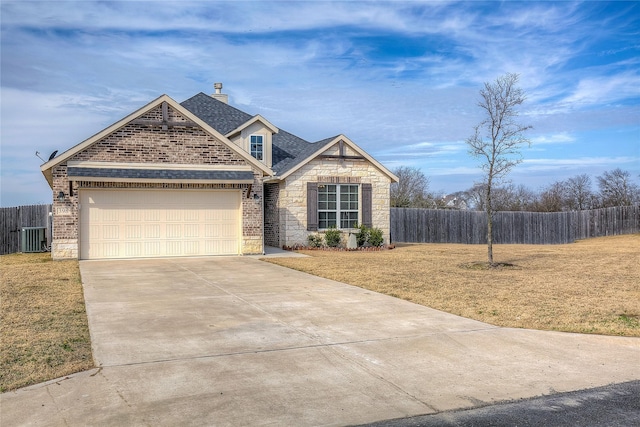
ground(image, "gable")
xmin=68 ymin=104 xmax=248 ymax=166
xmin=225 ymin=114 xmax=278 ymax=138
xmin=41 ymin=95 xmax=272 ymax=187
xmin=277 ymin=135 xmax=399 ymax=183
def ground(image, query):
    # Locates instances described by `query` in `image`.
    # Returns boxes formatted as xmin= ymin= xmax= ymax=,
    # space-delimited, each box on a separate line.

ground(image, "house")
xmin=441 ymin=194 xmax=468 ymax=210
xmin=41 ymin=84 xmax=399 ymax=260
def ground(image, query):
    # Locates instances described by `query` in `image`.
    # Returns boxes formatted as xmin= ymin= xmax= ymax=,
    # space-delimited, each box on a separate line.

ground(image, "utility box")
xmin=21 ymin=227 xmax=46 ymax=253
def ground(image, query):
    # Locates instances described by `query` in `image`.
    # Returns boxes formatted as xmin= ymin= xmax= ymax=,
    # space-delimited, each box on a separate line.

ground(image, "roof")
xmin=42 ymin=92 xmax=397 ymax=187
xmin=181 ymin=93 xmax=362 ymax=177
xmin=181 ymin=93 xmax=252 ymax=135
xmin=68 ymin=167 xmax=254 ymax=183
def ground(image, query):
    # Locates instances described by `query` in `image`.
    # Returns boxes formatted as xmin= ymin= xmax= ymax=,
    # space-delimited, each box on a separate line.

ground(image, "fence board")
xmin=391 ymin=205 xmax=640 ymax=244
xmin=0 ymin=204 xmax=52 ymax=255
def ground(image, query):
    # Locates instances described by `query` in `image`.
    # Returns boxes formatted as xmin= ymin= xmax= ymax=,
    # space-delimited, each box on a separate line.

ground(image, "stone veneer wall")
xmin=51 ymin=104 xmax=263 ymax=259
xmin=279 ymin=156 xmax=391 ymax=247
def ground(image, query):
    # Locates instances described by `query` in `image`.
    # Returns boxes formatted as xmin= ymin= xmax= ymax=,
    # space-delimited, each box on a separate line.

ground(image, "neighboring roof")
xmin=40 ymin=94 xmax=272 ymax=187
xmin=68 ymin=167 xmax=254 ymax=183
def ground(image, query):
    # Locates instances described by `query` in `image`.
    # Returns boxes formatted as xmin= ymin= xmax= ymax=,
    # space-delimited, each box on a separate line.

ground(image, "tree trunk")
xmin=486 ymin=179 xmax=494 ymax=266
xmin=487 ymin=210 xmax=494 ymax=265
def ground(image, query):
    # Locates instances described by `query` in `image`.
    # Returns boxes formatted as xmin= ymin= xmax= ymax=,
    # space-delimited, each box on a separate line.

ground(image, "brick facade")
xmin=51 ymin=104 xmax=263 ymax=259
xmin=264 ymin=182 xmax=281 ymax=247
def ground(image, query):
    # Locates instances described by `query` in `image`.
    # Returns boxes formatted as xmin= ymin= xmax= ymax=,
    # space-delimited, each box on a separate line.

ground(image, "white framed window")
xmin=318 ymin=184 xmax=359 ymax=229
xmin=250 ymin=135 xmax=263 ymax=160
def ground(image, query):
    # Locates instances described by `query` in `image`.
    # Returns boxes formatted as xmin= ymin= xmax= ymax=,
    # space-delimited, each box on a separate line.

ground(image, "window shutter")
xmin=307 ymin=182 xmax=318 ymax=231
xmin=362 ymin=183 xmax=373 ymax=227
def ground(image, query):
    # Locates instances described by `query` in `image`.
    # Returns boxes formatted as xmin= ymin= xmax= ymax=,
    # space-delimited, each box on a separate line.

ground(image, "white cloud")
xmin=530 ymin=133 xmax=576 ymax=145
xmin=522 ymin=156 xmax=640 ymax=171
xmin=0 ymin=1 xmax=446 ymax=34
xmin=561 ymin=72 xmax=640 ymax=107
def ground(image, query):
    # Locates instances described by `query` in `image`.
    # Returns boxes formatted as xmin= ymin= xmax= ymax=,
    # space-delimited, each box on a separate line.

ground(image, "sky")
xmin=1 ymin=0 xmax=639 ymax=207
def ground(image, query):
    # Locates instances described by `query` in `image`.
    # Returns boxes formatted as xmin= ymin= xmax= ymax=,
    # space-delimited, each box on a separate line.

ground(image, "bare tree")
xmin=565 ymin=174 xmax=594 ymax=210
xmin=466 ymin=73 xmax=532 ymax=265
xmin=512 ymin=184 xmax=538 ymax=211
xmin=597 ymin=168 xmax=640 ymax=207
xmin=464 ymin=182 xmax=536 ymax=211
xmin=463 ymin=183 xmax=487 ymax=211
xmin=535 ymin=181 xmax=567 ymax=212
xmin=390 ymin=166 xmax=436 ymax=208
xmin=491 ymin=183 xmax=535 ymax=211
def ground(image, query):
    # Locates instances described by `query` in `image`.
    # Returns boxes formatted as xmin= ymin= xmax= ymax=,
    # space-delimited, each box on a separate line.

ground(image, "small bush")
xmin=307 ymin=234 xmax=324 ymax=248
xmin=354 ymin=224 xmax=384 ymax=247
xmin=369 ymin=227 xmax=384 ymax=247
xmin=324 ymin=227 xmax=342 ymax=247
xmin=355 ymin=224 xmax=369 ymax=247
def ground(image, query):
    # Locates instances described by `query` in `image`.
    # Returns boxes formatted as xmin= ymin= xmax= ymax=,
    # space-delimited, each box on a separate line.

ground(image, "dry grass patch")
xmin=0 ymin=253 xmax=93 ymax=392
xmin=265 ymin=234 xmax=640 ymax=337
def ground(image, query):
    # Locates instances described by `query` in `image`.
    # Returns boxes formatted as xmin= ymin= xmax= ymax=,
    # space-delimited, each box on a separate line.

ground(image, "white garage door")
xmin=80 ymin=189 xmax=241 ymax=259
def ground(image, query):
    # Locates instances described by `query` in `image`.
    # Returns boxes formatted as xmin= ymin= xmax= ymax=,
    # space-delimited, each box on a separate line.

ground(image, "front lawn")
xmin=0 ymin=253 xmax=93 ymax=392
xmin=265 ymin=234 xmax=640 ymax=337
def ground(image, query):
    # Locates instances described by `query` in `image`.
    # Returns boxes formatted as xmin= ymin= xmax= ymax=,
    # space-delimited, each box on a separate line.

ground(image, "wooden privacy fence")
xmin=391 ymin=205 xmax=640 ymax=244
xmin=0 ymin=204 xmax=52 ymax=255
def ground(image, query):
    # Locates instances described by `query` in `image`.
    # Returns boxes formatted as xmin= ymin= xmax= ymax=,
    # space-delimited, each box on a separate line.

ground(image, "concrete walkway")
xmin=2 ymin=256 xmax=639 ymax=426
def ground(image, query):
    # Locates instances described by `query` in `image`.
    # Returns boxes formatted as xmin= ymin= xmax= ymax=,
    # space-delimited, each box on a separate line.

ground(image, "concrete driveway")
xmin=2 ymin=255 xmax=639 ymax=426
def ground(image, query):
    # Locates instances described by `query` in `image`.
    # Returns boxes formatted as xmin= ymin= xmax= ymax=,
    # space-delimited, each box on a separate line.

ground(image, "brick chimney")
xmin=211 ymin=82 xmax=229 ymax=104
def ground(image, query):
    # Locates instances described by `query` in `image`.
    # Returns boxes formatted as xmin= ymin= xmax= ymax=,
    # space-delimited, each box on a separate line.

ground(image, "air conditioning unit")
xmin=21 ymin=227 xmax=46 ymax=253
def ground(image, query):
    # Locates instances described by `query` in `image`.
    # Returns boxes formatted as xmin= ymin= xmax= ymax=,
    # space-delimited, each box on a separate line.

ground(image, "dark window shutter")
xmin=307 ymin=182 xmax=318 ymax=231
xmin=362 ymin=183 xmax=372 ymax=227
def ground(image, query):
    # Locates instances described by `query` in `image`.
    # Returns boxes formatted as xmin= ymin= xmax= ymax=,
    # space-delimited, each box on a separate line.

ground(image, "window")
xmin=318 ymin=184 xmax=359 ymax=229
xmin=250 ymin=135 xmax=263 ymax=160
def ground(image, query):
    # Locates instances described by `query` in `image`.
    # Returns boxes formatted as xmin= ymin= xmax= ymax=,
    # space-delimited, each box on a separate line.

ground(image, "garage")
xmin=80 ymin=189 xmax=241 ymax=260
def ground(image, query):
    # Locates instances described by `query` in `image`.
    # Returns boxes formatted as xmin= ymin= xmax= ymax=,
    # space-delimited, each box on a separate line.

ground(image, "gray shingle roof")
xmin=181 ymin=93 xmax=325 ymax=176
xmin=181 ymin=93 xmax=252 ymax=135
xmin=68 ymin=167 xmax=254 ymax=182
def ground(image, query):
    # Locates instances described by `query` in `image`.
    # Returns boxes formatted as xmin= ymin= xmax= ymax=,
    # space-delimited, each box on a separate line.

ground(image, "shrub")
xmin=354 ymin=224 xmax=384 ymax=247
xmin=307 ymin=234 xmax=324 ymax=248
xmin=324 ymin=227 xmax=342 ymax=247
xmin=369 ymin=227 xmax=384 ymax=247
xmin=355 ymin=224 xmax=369 ymax=247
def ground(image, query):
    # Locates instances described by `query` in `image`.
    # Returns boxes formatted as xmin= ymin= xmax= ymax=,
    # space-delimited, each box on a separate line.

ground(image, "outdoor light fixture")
xmin=57 ymin=191 xmax=65 ymax=202
xmin=253 ymin=193 xmax=260 ymax=200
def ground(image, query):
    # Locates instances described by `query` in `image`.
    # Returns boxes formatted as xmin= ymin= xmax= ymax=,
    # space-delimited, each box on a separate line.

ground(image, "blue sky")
xmin=1 ymin=0 xmax=639 ymax=207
